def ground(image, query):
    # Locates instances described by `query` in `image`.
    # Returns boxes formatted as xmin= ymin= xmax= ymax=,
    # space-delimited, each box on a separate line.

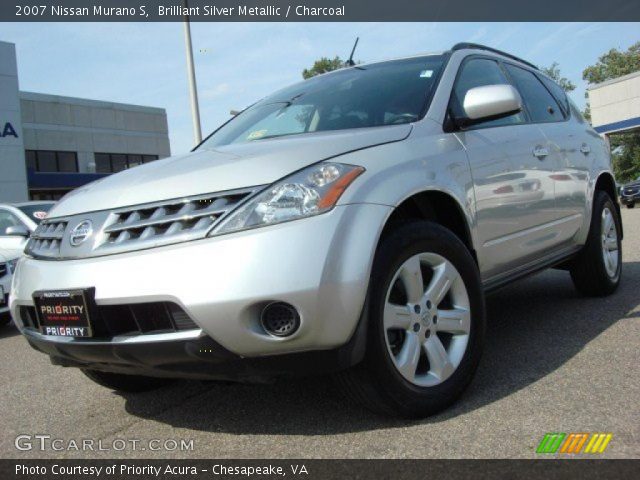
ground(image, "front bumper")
xmin=22 ymin=326 xmax=367 ymax=381
xmin=11 ymin=204 xmax=390 ymax=368
xmin=620 ymin=194 xmax=639 ymax=205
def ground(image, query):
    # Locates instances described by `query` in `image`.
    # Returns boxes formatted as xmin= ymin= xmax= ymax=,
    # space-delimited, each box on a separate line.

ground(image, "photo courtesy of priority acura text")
xmin=0 ymin=0 xmax=639 ymax=477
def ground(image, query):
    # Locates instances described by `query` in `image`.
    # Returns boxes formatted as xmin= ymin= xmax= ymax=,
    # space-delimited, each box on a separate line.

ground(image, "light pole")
xmin=183 ymin=0 xmax=202 ymax=145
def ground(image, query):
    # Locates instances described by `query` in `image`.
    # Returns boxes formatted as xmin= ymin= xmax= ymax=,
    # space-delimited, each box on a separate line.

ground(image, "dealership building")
xmin=0 ymin=41 xmax=171 ymax=203
xmin=587 ymin=70 xmax=640 ymax=136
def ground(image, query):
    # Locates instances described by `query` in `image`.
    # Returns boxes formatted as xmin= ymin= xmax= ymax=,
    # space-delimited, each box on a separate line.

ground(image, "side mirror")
xmin=4 ymin=225 xmax=30 ymax=238
xmin=460 ymin=84 xmax=522 ymax=127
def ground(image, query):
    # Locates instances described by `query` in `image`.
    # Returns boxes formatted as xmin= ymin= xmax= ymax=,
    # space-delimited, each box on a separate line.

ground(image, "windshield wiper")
xmin=253 ymin=133 xmax=300 ymax=141
xmin=265 ymin=92 xmax=306 ymax=108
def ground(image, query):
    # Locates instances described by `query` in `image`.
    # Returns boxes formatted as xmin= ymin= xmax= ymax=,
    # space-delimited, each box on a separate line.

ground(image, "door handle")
xmin=533 ymin=146 xmax=549 ymax=159
xmin=580 ymin=143 xmax=591 ymax=155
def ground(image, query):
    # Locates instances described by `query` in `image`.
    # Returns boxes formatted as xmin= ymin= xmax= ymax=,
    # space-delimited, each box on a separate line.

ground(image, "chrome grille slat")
xmin=103 ymin=207 xmax=228 ymax=233
xmin=28 ymin=219 xmax=69 ymax=257
xmin=25 ymin=187 xmax=258 ymax=260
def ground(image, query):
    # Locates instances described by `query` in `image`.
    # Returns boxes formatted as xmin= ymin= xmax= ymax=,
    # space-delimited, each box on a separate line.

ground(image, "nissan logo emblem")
xmin=69 ymin=220 xmax=93 ymax=246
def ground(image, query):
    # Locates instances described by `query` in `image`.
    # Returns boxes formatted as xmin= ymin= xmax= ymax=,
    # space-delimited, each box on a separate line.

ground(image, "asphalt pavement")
xmin=1 ymin=209 xmax=638 ymax=459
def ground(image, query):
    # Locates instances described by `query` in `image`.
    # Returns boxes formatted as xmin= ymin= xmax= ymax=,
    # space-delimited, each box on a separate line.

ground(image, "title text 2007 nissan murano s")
xmin=11 ymin=43 xmax=622 ymax=417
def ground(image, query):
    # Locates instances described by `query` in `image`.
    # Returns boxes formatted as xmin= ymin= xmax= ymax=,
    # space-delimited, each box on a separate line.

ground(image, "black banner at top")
xmin=3 ymin=0 xmax=640 ymax=22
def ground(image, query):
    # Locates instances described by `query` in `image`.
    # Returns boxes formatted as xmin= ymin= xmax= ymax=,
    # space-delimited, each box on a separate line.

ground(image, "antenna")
xmin=346 ymin=37 xmax=359 ymax=66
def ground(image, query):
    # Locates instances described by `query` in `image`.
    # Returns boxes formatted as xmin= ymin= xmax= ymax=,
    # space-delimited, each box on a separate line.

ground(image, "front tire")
xmin=81 ymin=369 xmax=173 ymax=393
xmin=570 ymin=191 xmax=622 ymax=296
xmin=337 ymin=221 xmax=485 ymax=418
xmin=626 ymin=203 xmax=635 ymax=209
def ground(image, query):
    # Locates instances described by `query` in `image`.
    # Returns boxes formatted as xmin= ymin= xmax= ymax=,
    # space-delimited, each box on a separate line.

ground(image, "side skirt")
xmin=482 ymin=245 xmax=582 ymax=295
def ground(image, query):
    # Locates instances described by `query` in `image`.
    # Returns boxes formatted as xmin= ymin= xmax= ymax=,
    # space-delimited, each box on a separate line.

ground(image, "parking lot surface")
xmin=1 ymin=210 xmax=638 ymax=459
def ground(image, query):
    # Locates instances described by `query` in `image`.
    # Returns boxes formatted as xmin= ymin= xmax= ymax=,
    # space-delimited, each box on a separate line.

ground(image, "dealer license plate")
xmin=34 ymin=289 xmax=93 ymax=337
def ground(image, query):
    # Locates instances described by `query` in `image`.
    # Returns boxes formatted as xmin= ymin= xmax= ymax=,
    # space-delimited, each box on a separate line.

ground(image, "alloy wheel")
xmin=383 ymin=253 xmax=470 ymax=387
xmin=601 ymin=207 xmax=619 ymax=279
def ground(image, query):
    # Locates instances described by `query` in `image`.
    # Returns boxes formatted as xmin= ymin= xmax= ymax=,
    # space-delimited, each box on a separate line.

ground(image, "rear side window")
xmin=537 ymin=74 xmax=570 ymax=117
xmin=504 ymin=64 xmax=564 ymax=123
xmin=451 ymin=58 xmax=525 ymax=128
xmin=568 ymin=98 xmax=586 ymax=124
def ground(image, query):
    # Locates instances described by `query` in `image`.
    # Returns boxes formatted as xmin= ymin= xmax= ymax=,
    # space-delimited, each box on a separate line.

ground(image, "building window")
xmin=25 ymin=150 xmax=79 ymax=173
xmin=94 ymin=153 xmax=159 ymax=173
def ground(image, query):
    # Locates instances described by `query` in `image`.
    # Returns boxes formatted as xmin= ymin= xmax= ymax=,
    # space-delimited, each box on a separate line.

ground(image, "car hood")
xmin=48 ymin=125 xmax=412 ymax=218
xmin=623 ymin=181 xmax=640 ymax=188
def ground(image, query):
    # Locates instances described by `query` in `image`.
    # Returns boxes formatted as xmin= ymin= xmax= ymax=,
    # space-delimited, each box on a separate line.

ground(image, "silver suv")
xmin=11 ymin=43 xmax=622 ymax=417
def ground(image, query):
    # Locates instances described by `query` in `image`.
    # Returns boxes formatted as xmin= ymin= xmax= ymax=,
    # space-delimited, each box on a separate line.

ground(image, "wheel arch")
xmin=595 ymin=171 xmax=623 ymax=239
xmin=380 ymin=189 xmax=477 ymax=263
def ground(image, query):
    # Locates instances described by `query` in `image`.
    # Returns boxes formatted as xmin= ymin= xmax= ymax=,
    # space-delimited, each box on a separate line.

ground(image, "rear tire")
xmin=81 ymin=369 xmax=173 ymax=392
xmin=570 ymin=191 xmax=622 ymax=296
xmin=337 ymin=221 xmax=485 ymax=418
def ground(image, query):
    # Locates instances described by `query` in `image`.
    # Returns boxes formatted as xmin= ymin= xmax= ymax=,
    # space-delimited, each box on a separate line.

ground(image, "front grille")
xmin=20 ymin=302 xmax=198 ymax=337
xmin=26 ymin=187 xmax=257 ymax=259
xmin=0 ymin=263 xmax=7 ymax=279
xmin=29 ymin=220 xmax=68 ymax=257
xmin=103 ymin=191 xmax=249 ymax=246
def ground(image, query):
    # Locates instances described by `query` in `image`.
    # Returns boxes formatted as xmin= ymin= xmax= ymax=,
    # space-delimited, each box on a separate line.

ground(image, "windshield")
xmin=17 ymin=203 xmax=54 ymax=223
xmin=200 ymin=55 xmax=445 ymax=148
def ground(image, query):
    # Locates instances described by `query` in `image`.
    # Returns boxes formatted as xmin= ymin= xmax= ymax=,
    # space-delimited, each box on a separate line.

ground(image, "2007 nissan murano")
xmin=11 ymin=43 xmax=622 ymax=417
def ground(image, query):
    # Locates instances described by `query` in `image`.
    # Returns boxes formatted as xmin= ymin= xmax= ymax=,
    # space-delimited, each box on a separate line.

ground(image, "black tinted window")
xmin=452 ymin=58 xmax=525 ymax=128
xmin=94 ymin=153 xmax=159 ymax=172
xmin=127 ymin=154 xmax=142 ymax=167
xmin=111 ymin=154 xmax=127 ymax=172
xmin=537 ymin=74 xmax=569 ymax=117
xmin=26 ymin=150 xmax=79 ymax=172
xmin=505 ymin=64 xmax=564 ymax=123
xmin=25 ymin=150 xmax=37 ymax=171
xmin=37 ymin=151 xmax=57 ymax=172
xmin=57 ymin=152 xmax=78 ymax=172
xmin=95 ymin=153 xmax=111 ymax=173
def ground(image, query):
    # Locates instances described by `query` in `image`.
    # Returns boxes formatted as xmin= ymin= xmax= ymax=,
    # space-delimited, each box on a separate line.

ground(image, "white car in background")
xmin=0 ymin=250 xmax=19 ymax=325
xmin=0 ymin=202 xmax=55 ymax=258
xmin=0 ymin=202 xmax=55 ymax=325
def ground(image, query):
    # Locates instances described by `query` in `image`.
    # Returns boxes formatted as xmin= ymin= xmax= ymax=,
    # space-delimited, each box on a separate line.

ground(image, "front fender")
xmin=336 ymin=125 xmax=477 ymax=250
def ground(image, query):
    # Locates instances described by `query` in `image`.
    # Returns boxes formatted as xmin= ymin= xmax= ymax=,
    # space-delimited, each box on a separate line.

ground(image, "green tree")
xmin=583 ymin=43 xmax=640 ymax=84
xmin=302 ymin=56 xmax=346 ymax=79
xmin=541 ymin=62 xmax=576 ymax=92
xmin=583 ymin=42 xmax=640 ymax=183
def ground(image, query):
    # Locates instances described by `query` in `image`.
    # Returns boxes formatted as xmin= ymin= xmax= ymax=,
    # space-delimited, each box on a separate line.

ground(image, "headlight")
xmin=7 ymin=258 xmax=19 ymax=274
xmin=210 ymin=162 xmax=364 ymax=236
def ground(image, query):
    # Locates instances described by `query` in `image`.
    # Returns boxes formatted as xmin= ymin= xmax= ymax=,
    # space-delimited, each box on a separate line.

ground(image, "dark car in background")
xmin=620 ymin=178 xmax=640 ymax=208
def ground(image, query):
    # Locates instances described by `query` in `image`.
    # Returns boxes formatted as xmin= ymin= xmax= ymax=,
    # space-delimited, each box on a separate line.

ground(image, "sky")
xmin=1 ymin=22 xmax=638 ymax=155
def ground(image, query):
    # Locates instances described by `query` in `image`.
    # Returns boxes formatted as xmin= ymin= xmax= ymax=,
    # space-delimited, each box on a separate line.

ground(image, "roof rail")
xmin=451 ymin=43 xmax=539 ymax=70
